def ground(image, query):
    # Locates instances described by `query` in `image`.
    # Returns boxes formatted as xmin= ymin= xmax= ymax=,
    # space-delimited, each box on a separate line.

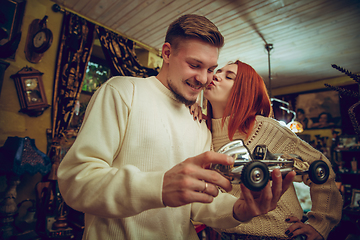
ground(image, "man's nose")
xmin=195 ymin=69 xmax=208 ymax=85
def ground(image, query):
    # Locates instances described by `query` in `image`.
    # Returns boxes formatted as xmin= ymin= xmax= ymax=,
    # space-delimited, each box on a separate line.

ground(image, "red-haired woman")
xmin=194 ymin=61 xmax=342 ymax=240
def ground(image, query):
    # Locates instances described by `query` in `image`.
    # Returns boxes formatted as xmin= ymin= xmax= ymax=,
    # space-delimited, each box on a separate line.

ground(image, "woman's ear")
xmin=162 ymin=42 xmax=171 ymax=63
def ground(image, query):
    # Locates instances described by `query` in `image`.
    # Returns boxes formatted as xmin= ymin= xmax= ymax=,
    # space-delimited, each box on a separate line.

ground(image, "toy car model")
xmin=211 ymin=139 xmax=330 ymax=191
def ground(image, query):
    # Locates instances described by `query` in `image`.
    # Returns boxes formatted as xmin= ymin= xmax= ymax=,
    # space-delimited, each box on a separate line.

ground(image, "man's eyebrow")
xmin=188 ymin=58 xmax=218 ymax=69
xmin=210 ymin=64 xmax=218 ymax=69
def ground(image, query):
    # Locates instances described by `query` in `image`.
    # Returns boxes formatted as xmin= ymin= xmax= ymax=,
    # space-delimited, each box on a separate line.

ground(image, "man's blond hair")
xmin=165 ymin=14 xmax=224 ymax=52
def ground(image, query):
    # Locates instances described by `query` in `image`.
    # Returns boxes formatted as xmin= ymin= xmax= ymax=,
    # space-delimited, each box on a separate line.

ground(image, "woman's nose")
xmin=213 ymin=74 xmax=220 ymax=82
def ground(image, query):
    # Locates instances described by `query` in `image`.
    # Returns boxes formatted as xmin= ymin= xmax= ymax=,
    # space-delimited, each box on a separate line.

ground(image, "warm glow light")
xmin=279 ymin=121 xmax=287 ymax=126
xmin=287 ymin=121 xmax=304 ymax=133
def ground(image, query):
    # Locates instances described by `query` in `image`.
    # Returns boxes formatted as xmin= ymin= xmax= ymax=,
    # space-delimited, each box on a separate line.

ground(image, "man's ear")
xmin=162 ymin=42 xmax=171 ymax=63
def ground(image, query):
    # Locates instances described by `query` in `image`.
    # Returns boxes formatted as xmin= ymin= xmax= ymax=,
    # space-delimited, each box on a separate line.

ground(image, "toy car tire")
xmin=241 ymin=161 xmax=269 ymax=191
xmin=308 ymin=160 xmax=329 ymax=184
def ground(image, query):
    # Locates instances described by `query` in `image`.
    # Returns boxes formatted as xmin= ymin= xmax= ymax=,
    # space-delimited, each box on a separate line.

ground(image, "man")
xmin=57 ymin=14 xmax=295 ymax=240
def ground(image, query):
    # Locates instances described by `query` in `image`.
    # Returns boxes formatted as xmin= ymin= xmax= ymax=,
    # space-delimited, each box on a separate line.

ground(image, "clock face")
xmin=32 ymin=28 xmax=53 ymax=53
xmin=25 ymin=78 xmax=38 ymax=90
xmin=33 ymin=31 xmax=46 ymax=48
xmin=24 ymin=78 xmax=42 ymax=103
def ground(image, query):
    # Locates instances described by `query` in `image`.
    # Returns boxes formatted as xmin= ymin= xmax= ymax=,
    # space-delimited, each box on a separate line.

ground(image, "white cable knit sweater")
xmin=57 ymin=76 xmax=240 ymax=240
xmin=211 ymin=115 xmax=343 ymax=239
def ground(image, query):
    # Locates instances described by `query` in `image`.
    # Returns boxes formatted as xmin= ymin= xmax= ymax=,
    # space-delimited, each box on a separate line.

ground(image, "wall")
xmin=135 ymin=48 xmax=162 ymax=69
xmin=272 ymin=75 xmax=355 ymax=96
xmin=0 ymin=0 xmax=63 ymax=152
xmin=0 ymin=0 xmax=63 ymax=203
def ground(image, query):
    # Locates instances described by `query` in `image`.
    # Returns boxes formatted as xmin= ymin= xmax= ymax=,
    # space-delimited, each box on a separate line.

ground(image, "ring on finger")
xmin=203 ymin=182 xmax=208 ymax=192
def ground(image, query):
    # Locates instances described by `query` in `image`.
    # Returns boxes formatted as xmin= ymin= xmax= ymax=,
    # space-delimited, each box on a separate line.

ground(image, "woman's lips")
xmin=206 ymin=81 xmax=215 ymax=89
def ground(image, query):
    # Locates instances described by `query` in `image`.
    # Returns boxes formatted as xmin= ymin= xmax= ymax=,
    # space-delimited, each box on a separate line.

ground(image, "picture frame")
xmin=295 ymin=90 xmax=341 ymax=129
xmin=350 ymin=188 xmax=360 ymax=208
xmin=274 ymin=89 xmax=342 ymax=130
xmin=0 ymin=0 xmax=26 ymax=59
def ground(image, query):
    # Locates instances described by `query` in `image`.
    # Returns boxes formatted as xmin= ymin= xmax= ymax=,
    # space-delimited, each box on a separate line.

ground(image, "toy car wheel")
xmin=241 ymin=161 xmax=269 ymax=191
xmin=308 ymin=160 xmax=329 ymax=184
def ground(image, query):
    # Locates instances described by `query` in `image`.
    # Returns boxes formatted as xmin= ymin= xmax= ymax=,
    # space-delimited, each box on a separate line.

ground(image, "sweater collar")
xmin=150 ymin=76 xmax=184 ymax=105
xmin=211 ymin=116 xmax=229 ymax=138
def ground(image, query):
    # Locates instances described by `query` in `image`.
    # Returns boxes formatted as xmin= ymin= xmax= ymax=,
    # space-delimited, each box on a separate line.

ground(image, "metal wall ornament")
xmin=11 ymin=66 xmax=50 ymax=116
xmin=325 ymin=64 xmax=360 ymax=136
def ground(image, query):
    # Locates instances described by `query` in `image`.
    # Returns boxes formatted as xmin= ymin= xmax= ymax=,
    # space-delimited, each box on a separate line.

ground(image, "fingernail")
xmin=275 ymin=169 xmax=281 ymax=177
xmin=227 ymin=156 xmax=235 ymax=163
xmin=285 ymin=230 xmax=290 ymax=235
xmin=285 ymin=218 xmax=290 ymax=222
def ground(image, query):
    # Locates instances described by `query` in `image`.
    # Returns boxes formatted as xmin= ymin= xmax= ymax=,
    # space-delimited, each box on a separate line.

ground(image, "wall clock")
xmin=25 ymin=16 xmax=53 ymax=63
xmin=11 ymin=66 xmax=50 ymax=116
xmin=32 ymin=28 xmax=53 ymax=53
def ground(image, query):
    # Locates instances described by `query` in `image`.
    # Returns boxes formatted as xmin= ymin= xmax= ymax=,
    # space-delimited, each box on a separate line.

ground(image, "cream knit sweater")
xmin=57 ymin=76 xmax=241 ymax=240
xmin=212 ymin=116 xmax=343 ymax=239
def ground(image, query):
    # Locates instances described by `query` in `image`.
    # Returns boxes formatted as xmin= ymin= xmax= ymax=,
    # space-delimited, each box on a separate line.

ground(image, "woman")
xmin=295 ymin=108 xmax=313 ymax=130
xmin=311 ymin=112 xmax=335 ymax=129
xmin=193 ymin=61 xmax=342 ymax=240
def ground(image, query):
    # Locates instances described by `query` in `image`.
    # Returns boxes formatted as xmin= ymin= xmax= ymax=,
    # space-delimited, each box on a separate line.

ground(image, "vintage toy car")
xmin=211 ymin=139 xmax=330 ymax=191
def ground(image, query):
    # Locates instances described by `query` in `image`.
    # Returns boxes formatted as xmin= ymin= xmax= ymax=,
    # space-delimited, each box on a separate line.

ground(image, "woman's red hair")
xmin=206 ymin=60 xmax=272 ymax=140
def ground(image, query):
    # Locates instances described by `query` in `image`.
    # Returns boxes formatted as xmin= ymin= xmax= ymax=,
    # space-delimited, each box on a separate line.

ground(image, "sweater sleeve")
xmin=57 ymin=79 xmax=165 ymax=218
xmin=293 ymin=138 xmax=343 ymax=239
xmin=191 ymin=191 xmax=241 ymax=229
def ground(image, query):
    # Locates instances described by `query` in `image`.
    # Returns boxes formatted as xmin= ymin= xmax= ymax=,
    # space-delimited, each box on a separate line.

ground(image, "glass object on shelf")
xmin=82 ymin=61 xmax=111 ymax=92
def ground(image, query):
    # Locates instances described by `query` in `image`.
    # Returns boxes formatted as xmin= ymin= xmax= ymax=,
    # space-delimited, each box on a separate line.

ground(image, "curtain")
xmin=51 ymin=12 xmax=95 ymax=141
xmin=36 ymin=12 xmax=95 ymax=235
xmin=96 ymin=26 xmax=159 ymax=78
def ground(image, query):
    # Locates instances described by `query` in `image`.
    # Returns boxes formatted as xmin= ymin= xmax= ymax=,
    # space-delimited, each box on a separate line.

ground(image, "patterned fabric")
xmin=222 ymin=232 xmax=306 ymax=240
xmin=0 ymin=136 xmax=51 ymax=176
xmin=96 ymin=26 xmax=159 ymax=78
xmin=52 ymin=12 xmax=95 ymax=140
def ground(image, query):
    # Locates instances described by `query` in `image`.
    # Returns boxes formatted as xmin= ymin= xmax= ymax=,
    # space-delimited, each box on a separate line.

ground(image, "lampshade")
xmin=0 ymin=136 xmax=51 ymax=176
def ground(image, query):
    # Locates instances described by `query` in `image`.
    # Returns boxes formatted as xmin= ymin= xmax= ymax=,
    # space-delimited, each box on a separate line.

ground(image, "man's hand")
xmin=285 ymin=217 xmax=324 ymax=240
xmin=233 ymin=168 xmax=296 ymax=222
xmin=162 ymin=151 xmax=234 ymax=207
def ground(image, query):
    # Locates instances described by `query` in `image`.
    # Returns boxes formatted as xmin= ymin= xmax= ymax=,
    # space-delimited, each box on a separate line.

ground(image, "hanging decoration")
xmin=325 ymin=64 xmax=360 ymax=136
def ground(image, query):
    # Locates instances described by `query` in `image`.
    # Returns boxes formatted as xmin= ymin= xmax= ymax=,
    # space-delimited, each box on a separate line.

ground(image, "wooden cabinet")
xmin=335 ymin=148 xmax=360 ymax=206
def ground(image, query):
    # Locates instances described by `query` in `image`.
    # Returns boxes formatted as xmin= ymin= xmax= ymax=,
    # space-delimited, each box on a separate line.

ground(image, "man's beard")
xmin=168 ymin=80 xmax=197 ymax=106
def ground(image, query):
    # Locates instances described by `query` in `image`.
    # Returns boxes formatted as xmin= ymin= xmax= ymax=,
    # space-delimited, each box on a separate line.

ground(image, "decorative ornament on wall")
xmin=25 ymin=16 xmax=53 ymax=63
xmin=325 ymin=64 xmax=360 ymax=136
xmin=10 ymin=66 xmax=50 ymax=116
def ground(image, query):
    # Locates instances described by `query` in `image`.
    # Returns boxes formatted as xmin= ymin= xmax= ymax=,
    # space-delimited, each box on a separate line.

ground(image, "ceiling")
xmin=52 ymin=0 xmax=360 ymax=90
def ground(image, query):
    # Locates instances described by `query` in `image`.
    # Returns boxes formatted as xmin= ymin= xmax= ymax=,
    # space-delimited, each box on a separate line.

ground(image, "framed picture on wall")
xmin=0 ymin=0 xmax=26 ymax=59
xmin=350 ymin=189 xmax=360 ymax=208
xmin=295 ymin=90 xmax=341 ymax=129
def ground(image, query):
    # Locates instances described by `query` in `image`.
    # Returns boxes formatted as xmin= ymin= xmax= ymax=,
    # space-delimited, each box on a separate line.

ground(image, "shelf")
xmin=334 ymin=147 xmax=360 ymax=152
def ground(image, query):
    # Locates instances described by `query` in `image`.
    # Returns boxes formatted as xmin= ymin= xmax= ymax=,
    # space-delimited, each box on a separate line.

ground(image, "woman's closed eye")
xmin=226 ymin=72 xmax=236 ymax=80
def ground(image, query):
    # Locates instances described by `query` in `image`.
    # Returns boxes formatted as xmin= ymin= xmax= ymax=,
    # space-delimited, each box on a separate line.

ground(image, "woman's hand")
xmin=232 ymin=169 xmax=296 ymax=222
xmin=285 ymin=216 xmax=324 ymax=240
xmin=189 ymin=103 xmax=203 ymax=122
